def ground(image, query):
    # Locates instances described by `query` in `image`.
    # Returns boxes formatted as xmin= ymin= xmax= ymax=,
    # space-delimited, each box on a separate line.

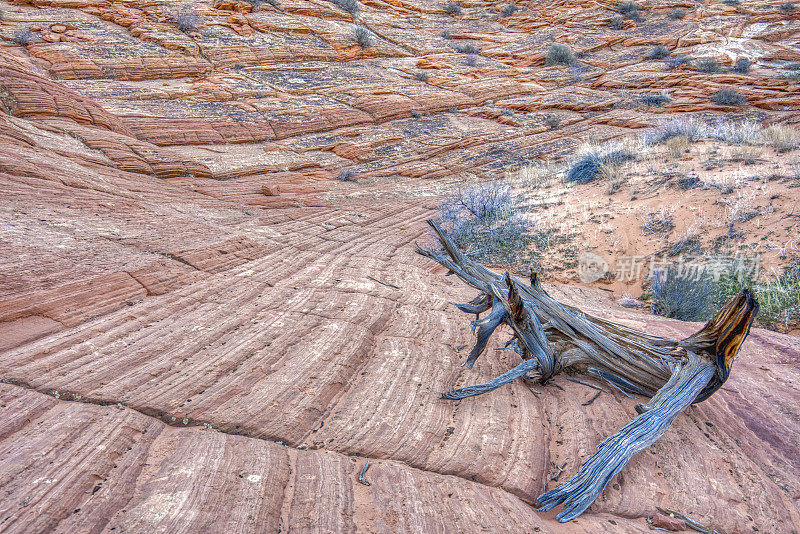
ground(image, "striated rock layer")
xmin=1 ymin=0 xmax=799 ymax=532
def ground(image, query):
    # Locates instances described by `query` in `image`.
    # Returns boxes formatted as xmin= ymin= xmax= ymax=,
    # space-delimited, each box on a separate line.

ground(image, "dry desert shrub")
xmin=546 ymin=43 xmax=576 ymax=66
xmin=760 ymin=124 xmax=799 ymax=153
xmin=640 ymin=206 xmax=675 ymax=235
xmin=666 ymin=135 xmax=689 ymax=158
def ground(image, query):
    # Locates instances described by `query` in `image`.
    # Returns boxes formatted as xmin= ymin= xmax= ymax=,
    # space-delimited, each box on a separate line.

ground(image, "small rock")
xmin=651 ymin=512 xmax=687 ymax=531
xmin=261 ymin=184 xmax=280 ymax=196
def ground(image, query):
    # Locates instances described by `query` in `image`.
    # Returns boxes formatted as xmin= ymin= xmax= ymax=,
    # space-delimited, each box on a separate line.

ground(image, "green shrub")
xmin=670 ymin=8 xmax=687 ymax=19
xmin=618 ymin=1 xmax=640 ymax=20
xmin=695 ymin=57 xmax=722 ymax=73
xmin=546 ymin=43 xmax=576 ymax=66
xmin=338 ymin=169 xmax=357 ymax=181
xmin=665 ymin=54 xmax=691 ymax=69
xmin=444 ymin=2 xmax=462 ymax=16
xmin=648 ymin=45 xmax=670 ymax=60
xmin=453 ymin=43 xmax=479 ymax=54
xmin=715 ymin=263 xmax=800 ymax=329
xmin=640 ymin=93 xmax=672 ymax=106
xmin=12 ymin=29 xmax=37 ymax=45
xmin=733 ymin=58 xmax=752 ymax=73
xmin=502 ymin=2 xmax=517 ymax=16
xmin=544 ymin=116 xmax=561 ymax=130
xmin=711 ymin=88 xmax=746 ymax=106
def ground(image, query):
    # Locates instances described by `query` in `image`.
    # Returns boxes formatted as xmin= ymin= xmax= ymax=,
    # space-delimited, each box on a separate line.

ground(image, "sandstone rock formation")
xmin=1 ymin=0 xmax=799 ymax=532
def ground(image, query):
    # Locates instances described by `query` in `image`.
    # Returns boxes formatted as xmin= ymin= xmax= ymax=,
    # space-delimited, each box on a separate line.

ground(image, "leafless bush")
xmin=175 ymin=5 xmax=203 ymax=32
xmin=723 ymin=190 xmax=762 ymax=225
xmin=640 ymin=206 xmax=675 ymax=235
xmin=438 ymin=182 xmax=534 ymax=265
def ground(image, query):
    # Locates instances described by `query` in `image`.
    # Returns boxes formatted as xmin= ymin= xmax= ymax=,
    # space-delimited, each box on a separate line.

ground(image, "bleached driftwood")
xmin=418 ymin=220 xmax=758 ymax=522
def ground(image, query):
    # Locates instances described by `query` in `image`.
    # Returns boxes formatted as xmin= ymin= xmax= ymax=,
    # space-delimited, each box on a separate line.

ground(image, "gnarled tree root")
xmin=418 ymin=219 xmax=759 ymax=522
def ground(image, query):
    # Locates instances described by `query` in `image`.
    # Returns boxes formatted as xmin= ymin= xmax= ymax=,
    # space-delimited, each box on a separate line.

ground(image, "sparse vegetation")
xmin=437 ymin=182 xmax=534 ymax=266
xmin=453 ymin=43 xmax=479 ymax=54
xmin=640 ymin=206 xmax=675 ymax=235
xmin=640 ymin=117 xmax=705 ymax=145
xmin=502 ymin=2 xmax=517 ymax=16
xmin=666 ymin=135 xmax=689 ymax=158
xmin=176 ymin=5 xmax=203 ymax=32
xmin=566 ymin=143 xmax=635 ymax=184
xmin=442 ymin=30 xmax=452 ymax=39
xmin=415 ymin=71 xmax=429 ymax=82
xmin=545 ymin=43 xmax=576 ymax=66
xmin=722 ymin=189 xmax=762 ymax=225
xmin=650 ymin=267 xmax=716 ymax=321
xmin=652 ymin=260 xmax=799 ymax=329
xmin=707 ymin=120 xmax=761 ymax=145
xmin=729 ymin=145 xmax=760 ymax=165
xmin=780 ymin=2 xmax=796 ymax=14
xmin=338 ymin=169 xmax=358 ymax=181
xmin=733 ymin=58 xmax=752 ymax=73
xmin=694 ymin=57 xmax=722 ymax=73
xmin=464 ymin=54 xmax=477 ymax=66
xmin=354 ymin=25 xmax=374 ymax=48
xmin=669 ymin=226 xmax=701 ymax=256
xmin=716 ymin=263 xmax=800 ymax=330
xmin=711 ymin=88 xmax=746 ymax=107
xmin=610 ymin=16 xmax=624 ymax=29
xmin=761 ymin=124 xmax=799 ymax=153
xmin=665 ymin=54 xmax=691 ymax=70
xmin=333 ymin=0 xmax=360 ymax=16
xmin=544 ymin=116 xmax=561 ymax=130
xmin=648 ymin=45 xmax=670 ymax=60
xmin=13 ymin=29 xmax=37 ymax=45
xmin=670 ymin=8 xmax=687 ymax=19
xmin=640 ymin=93 xmax=672 ymax=107
xmin=444 ymin=2 xmax=462 ymax=16
xmin=618 ymin=1 xmax=641 ymax=20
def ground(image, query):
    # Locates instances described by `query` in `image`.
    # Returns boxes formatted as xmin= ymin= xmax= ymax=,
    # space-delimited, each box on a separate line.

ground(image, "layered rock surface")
xmin=1 ymin=0 xmax=799 ymax=532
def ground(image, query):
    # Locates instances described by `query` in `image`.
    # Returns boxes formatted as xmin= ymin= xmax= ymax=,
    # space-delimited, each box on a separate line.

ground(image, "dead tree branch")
xmin=418 ymin=219 xmax=759 ymax=522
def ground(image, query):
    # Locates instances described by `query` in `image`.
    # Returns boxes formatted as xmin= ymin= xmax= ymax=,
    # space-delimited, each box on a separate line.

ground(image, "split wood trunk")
xmin=418 ymin=220 xmax=759 ymax=522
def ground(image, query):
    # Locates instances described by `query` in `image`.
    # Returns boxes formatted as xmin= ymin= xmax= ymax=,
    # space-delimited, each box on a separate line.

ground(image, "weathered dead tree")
xmin=418 ymin=220 xmax=759 ymax=522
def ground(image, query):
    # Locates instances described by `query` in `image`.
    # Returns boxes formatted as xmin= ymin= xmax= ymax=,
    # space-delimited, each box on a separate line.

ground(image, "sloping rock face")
xmin=1 ymin=0 xmax=799 ymax=532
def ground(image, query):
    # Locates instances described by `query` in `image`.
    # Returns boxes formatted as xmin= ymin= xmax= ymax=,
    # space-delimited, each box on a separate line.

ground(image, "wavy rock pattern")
xmin=1 ymin=0 xmax=800 ymax=532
